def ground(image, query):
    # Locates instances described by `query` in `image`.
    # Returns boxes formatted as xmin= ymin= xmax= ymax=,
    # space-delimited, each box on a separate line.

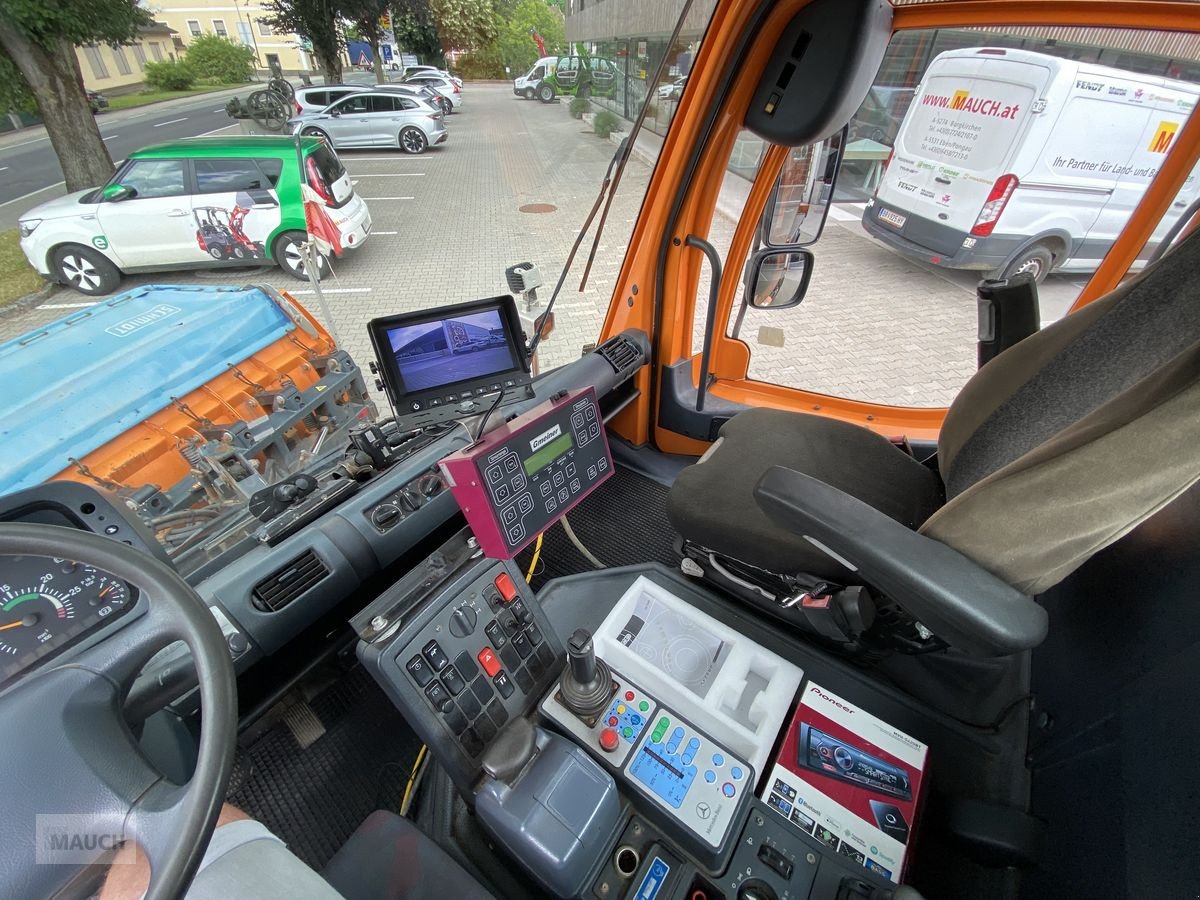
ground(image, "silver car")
xmin=288 ymin=91 xmax=447 ymax=154
xmin=376 ymin=82 xmax=453 ymax=117
xmin=403 ymin=74 xmax=462 ymax=111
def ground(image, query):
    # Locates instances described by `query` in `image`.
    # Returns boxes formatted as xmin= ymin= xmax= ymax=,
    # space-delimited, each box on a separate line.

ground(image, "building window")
xmin=187 ymin=19 xmax=202 ymax=38
xmin=131 ymin=44 xmax=147 ymax=70
xmin=83 ymin=44 xmax=110 ymax=79
xmin=257 ymin=20 xmax=273 ymax=36
xmin=212 ymin=19 xmax=228 ymax=38
xmin=237 ymin=21 xmax=254 ymax=47
xmin=112 ymin=45 xmax=132 ymax=75
xmin=150 ymin=42 xmax=164 ymax=61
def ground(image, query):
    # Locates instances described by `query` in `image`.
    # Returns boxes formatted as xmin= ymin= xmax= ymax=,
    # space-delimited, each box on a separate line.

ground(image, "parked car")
xmin=288 ymin=91 xmax=447 ymax=154
xmin=514 ymin=57 xmax=557 ymax=100
xmin=657 ymin=75 xmax=687 ymax=100
xmin=16 ymin=135 xmax=370 ymax=294
xmin=293 ymin=84 xmax=376 ymax=116
xmin=847 ymin=86 xmax=914 ymax=146
xmin=86 ymin=90 xmax=109 ymax=114
xmin=403 ymin=73 xmax=462 ymax=111
xmin=376 ymin=82 xmax=453 ymax=117
xmin=405 ymin=65 xmax=462 ymax=88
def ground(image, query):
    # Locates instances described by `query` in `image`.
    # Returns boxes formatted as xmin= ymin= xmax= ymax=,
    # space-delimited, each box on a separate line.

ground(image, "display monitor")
xmin=368 ymin=296 xmax=534 ymax=429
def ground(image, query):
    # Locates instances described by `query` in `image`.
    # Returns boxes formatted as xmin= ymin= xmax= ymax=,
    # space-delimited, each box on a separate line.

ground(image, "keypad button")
xmin=499 ymin=610 xmax=520 ymax=636
xmin=475 ymin=716 xmax=497 ymax=743
xmin=458 ymin=690 xmax=482 ymax=718
xmin=494 ymin=573 xmax=518 ymax=603
xmin=510 ymin=598 xmax=532 ymax=624
xmin=441 ymin=665 xmax=466 ymax=696
xmin=493 ymin=671 xmax=514 ymax=699
xmin=477 ymin=647 xmax=501 ymax=677
xmin=557 ymin=488 xmax=569 ymax=504
xmin=471 ymin=675 xmax=494 ymax=704
xmin=487 ymin=700 xmax=508 ymax=727
xmin=422 ymin=640 xmax=449 ymax=672
xmin=485 ymin=620 xmax=508 ymax=650
xmin=526 ymin=653 xmax=545 ymax=679
xmin=569 ymin=479 xmax=581 ymax=493
xmin=540 ymin=481 xmax=552 ymax=497
xmin=553 ymin=471 xmax=565 ymax=487
xmin=424 ymin=680 xmax=449 ymax=708
xmin=454 ymin=651 xmax=478 ymax=679
xmin=512 ymin=631 xmax=532 ymax=659
xmin=499 ymin=644 xmax=520 ymax=671
xmin=443 ymin=705 xmax=468 ymax=734
xmin=461 ymin=729 xmax=484 ymax=758
xmin=513 ymin=666 xmax=534 ymax=693
xmin=536 ymin=643 xmax=556 ymax=670
xmin=526 ymin=622 xmax=543 ymax=646
xmin=406 ymin=655 xmax=433 ymax=687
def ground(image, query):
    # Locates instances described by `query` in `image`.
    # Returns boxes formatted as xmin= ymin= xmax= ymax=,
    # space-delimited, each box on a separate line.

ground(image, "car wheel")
xmin=399 ymin=125 xmax=428 ymax=154
xmin=538 ymin=83 xmax=555 ymax=103
xmin=523 ymin=87 xmax=535 ymax=100
xmin=51 ymin=245 xmax=121 ymax=296
xmin=998 ymin=243 xmax=1055 ymax=283
xmin=232 ymin=245 xmax=247 ymax=259
xmin=301 ymin=126 xmax=330 ymax=143
xmin=274 ymin=231 xmax=326 ymax=281
xmin=208 ymin=246 xmax=224 ymax=260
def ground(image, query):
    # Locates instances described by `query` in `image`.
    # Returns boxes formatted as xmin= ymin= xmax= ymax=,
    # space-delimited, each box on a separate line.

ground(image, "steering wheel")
xmin=0 ymin=523 xmax=237 ymax=900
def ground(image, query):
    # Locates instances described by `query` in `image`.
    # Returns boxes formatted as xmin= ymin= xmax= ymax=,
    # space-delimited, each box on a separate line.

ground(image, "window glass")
xmin=83 ymin=45 xmax=109 ymax=79
xmin=212 ymin=19 xmax=228 ymax=38
xmin=116 ymin=159 xmax=187 ymax=199
xmin=367 ymin=95 xmax=401 ymax=113
xmin=187 ymin=20 xmax=201 ymax=38
xmin=194 ymin=159 xmax=270 ymax=194
xmin=333 ymin=95 xmax=370 ymax=114
xmin=131 ymin=44 xmax=146 ymax=71
xmin=257 ymin=20 xmax=273 ymax=36
xmin=728 ymin=27 xmax=1200 ymax=408
xmin=308 ymin=145 xmax=345 ymax=186
xmin=150 ymin=43 xmax=163 ymax=61
xmin=112 ymin=46 xmax=131 ymax=76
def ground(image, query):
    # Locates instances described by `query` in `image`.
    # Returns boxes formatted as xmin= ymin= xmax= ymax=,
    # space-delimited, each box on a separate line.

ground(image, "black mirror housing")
xmin=746 ymin=248 xmax=814 ymax=310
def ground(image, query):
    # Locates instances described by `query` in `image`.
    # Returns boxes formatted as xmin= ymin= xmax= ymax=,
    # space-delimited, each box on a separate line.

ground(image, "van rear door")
xmin=873 ymin=51 xmax=1051 ymax=252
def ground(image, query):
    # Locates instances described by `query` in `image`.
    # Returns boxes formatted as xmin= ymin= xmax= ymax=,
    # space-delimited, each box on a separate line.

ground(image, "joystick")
xmin=559 ymin=628 xmax=614 ymax=722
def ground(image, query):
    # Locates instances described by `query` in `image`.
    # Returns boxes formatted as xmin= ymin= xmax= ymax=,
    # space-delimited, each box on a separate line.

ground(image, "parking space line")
xmin=154 ymin=117 xmax=188 ymax=127
xmin=342 ymin=156 xmax=437 ymax=161
xmin=0 ymin=167 xmax=7 ymax=172
xmin=291 ymin=288 xmax=373 ymax=295
xmin=360 ymin=196 xmax=414 ymax=200
xmin=102 ymin=134 xmax=119 ymax=141
xmin=38 ymin=302 xmax=96 ymax=310
xmin=348 ymin=173 xmax=425 ymax=177
xmin=371 ymin=230 xmax=398 ymax=235
xmin=828 ymin=206 xmax=860 ymax=223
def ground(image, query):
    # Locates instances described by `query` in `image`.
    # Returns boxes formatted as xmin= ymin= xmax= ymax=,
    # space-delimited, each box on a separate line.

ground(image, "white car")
xmin=405 ymin=65 xmax=462 ymax=87
xmin=404 ymin=74 xmax=462 ymax=111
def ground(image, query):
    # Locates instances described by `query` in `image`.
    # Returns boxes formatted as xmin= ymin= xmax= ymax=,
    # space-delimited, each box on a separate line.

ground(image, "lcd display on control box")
xmin=368 ymin=296 xmax=533 ymax=430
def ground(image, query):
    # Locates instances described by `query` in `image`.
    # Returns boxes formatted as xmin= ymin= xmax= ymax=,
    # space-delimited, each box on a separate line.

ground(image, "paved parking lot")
xmin=1 ymin=83 xmax=1084 ymax=408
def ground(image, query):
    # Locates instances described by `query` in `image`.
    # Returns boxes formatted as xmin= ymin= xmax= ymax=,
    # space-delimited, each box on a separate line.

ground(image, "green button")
xmin=651 ymin=727 xmax=666 ymax=743
xmin=622 ymin=726 xmax=633 ymax=738
xmin=657 ymin=717 xmax=670 ymax=730
xmin=639 ymin=701 xmax=649 ymax=712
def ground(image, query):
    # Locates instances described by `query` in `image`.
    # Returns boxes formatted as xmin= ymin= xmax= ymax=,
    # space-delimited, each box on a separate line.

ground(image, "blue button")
xmin=722 ymin=782 xmax=736 ymax=798
xmin=712 ymin=753 xmax=725 ymax=767
xmin=666 ymin=738 xmax=681 ymax=754
xmin=682 ymin=753 xmax=694 ymax=766
xmin=704 ymin=770 xmax=716 ymax=783
xmin=686 ymin=737 xmax=701 ymax=752
xmin=730 ymin=766 xmax=744 ymax=780
xmin=630 ymin=714 xmax=641 ymax=725
xmin=672 ymin=727 xmax=685 ymax=740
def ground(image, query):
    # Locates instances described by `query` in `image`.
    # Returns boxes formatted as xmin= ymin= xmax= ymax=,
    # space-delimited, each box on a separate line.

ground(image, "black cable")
xmin=473 ymin=389 xmax=507 ymax=443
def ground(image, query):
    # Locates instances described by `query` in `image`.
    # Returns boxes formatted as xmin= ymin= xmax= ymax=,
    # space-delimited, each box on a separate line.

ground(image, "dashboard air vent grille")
xmin=251 ymin=550 xmax=329 ymax=612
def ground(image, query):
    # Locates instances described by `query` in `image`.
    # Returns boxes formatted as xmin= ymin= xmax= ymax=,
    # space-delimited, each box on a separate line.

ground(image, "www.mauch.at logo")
xmin=35 ymin=815 xmax=134 ymax=865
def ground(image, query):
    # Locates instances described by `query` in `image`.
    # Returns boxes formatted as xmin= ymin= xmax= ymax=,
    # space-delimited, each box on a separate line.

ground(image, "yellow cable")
xmin=400 ymin=744 xmax=427 ymax=814
xmin=525 ymin=533 xmax=543 ymax=583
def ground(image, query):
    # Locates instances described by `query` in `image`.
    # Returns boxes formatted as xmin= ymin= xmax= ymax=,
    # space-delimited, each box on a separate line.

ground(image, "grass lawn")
xmin=0 ymin=229 xmax=44 ymax=307
xmin=105 ymin=82 xmax=234 ymax=111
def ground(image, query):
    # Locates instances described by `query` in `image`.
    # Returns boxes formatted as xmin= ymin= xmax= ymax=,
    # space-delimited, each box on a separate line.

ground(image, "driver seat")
xmin=667 ymin=225 xmax=1200 ymax=648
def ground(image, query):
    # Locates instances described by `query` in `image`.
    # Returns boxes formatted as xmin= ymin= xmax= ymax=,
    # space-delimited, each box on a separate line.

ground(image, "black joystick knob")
xmin=560 ymin=628 xmax=613 ymax=720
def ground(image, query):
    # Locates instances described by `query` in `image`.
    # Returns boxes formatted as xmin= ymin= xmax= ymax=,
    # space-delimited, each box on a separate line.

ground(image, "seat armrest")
xmin=754 ymin=466 xmax=1048 ymax=656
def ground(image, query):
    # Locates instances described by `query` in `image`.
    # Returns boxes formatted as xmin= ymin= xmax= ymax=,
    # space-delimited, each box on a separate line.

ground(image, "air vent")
xmin=251 ymin=550 xmax=329 ymax=612
xmin=595 ymin=335 xmax=643 ymax=376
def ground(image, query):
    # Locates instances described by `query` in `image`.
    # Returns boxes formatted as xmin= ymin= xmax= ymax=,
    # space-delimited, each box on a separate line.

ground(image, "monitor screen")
xmin=385 ymin=308 xmax=518 ymax=393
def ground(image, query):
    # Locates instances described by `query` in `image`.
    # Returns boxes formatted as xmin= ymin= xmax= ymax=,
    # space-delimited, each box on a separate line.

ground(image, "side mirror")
xmin=102 ymin=184 xmax=134 ymax=202
xmin=329 ymin=108 xmax=341 ymax=118
xmin=746 ymin=248 xmax=814 ymax=309
xmin=761 ymin=128 xmax=846 ymax=247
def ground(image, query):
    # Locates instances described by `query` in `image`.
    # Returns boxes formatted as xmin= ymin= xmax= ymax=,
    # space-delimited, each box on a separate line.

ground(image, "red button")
xmin=599 ymin=728 xmax=620 ymax=752
xmin=494 ymin=572 xmax=518 ymax=603
xmin=608 ymin=716 xmax=618 ymax=727
xmin=624 ymin=691 xmax=635 ymax=701
xmin=477 ymin=647 xmax=501 ymax=677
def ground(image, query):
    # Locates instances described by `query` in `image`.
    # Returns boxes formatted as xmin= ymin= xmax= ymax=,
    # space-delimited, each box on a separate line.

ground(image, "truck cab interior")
xmin=2 ymin=1 xmax=1199 ymax=899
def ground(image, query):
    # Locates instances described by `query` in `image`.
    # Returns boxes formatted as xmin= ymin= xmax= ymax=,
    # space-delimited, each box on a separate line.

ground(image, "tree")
xmin=183 ymin=34 xmax=256 ymax=83
xmin=428 ymin=0 xmax=497 ymax=53
xmin=341 ymin=0 xmax=390 ymax=83
xmin=391 ymin=0 xmax=442 ymax=66
xmin=0 ymin=0 xmax=151 ymax=191
xmin=494 ymin=0 xmax=563 ymax=72
xmin=262 ymin=0 xmax=343 ymax=84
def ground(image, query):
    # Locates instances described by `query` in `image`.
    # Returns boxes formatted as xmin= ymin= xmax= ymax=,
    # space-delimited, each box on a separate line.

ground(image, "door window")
xmin=194 ymin=159 xmax=272 ymax=194
xmin=114 ymin=159 xmax=186 ymax=199
xmin=332 ymin=95 xmax=370 ymax=114
xmin=367 ymin=95 xmax=402 ymax=113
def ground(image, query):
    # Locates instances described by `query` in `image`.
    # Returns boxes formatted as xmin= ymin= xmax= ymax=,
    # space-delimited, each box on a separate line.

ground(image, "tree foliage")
xmin=391 ymin=0 xmax=442 ymax=66
xmin=144 ymin=58 xmax=196 ymax=90
xmin=429 ymin=0 xmax=496 ymax=53
xmin=183 ymin=34 xmax=256 ymax=83
xmin=493 ymin=0 xmax=563 ymax=72
xmin=341 ymin=0 xmax=390 ymax=81
xmin=261 ymin=0 xmax=343 ymax=83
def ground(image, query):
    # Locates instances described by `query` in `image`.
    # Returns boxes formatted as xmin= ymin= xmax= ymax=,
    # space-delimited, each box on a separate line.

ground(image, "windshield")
xmin=0 ymin=0 xmax=718 ymax=574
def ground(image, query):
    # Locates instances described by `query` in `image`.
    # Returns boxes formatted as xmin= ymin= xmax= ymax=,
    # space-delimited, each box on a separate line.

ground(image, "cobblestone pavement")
xmin=2 ymin=83 xmax=1084 ymax=408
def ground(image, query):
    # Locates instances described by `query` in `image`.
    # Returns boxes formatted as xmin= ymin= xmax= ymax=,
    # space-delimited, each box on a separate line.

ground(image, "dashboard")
xmin=0 ymin=330 xmax=648 ymax=706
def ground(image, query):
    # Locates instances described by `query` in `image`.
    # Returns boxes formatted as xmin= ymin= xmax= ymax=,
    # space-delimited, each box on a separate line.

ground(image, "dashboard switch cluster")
xmin=364 ymin=466 xmax=445 ymax=533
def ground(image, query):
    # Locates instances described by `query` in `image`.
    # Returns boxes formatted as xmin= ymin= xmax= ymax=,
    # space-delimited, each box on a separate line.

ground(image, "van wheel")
xmin=274 ymin=231 xmax=326 ymax=281
xmin=537 ymin=83 xmax=555 ymax=103
xmin=998 ymin=244 xmax=1055 ymax=283
xmin=51 ymin=244 xmax=121 ymax=296
xmin=301 ymin=126 xmax=330 ymax=143
xmin=399 ymin=126 xmax=427 ymax=154
xmin=523 ymin=87 xmax=535 ymax=100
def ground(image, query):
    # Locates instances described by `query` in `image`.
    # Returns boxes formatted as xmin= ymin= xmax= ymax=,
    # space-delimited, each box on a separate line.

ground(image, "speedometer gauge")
xmin=0 ymin=558 xmax=133 ymax=685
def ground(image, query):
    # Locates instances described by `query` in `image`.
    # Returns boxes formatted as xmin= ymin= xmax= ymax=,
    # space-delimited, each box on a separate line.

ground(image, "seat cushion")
xmin=322 ymin=810 xmax=493 ymax=900
xmin=667 ymin=409 xmax=944 ymax=576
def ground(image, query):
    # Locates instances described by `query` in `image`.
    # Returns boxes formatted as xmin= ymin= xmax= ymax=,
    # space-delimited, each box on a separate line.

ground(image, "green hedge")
xmin=593 ymin=110 xmax=621 ymax=138
xmin=144 ymin=59 xmax=196 ymax=91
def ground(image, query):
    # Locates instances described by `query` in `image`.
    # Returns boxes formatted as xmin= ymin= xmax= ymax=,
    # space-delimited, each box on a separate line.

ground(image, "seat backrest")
xmin=920 ymin=228 xmax=1200 ymax=594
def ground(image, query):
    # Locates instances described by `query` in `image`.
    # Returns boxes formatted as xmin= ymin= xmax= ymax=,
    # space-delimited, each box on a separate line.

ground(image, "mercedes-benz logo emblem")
xmin=696 ymin=803 xmax=711 ymax=819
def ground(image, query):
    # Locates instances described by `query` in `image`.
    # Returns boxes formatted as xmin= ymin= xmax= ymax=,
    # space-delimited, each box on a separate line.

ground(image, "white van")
xmin=862 ymin=48 xmax=1200 ymax=281
xmin=513 ymin=56 xmax=558 ymax=100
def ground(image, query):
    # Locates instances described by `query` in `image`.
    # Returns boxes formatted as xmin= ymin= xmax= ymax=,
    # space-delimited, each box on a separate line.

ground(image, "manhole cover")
xmin=519 ymin=203 xmax=557 ymax=214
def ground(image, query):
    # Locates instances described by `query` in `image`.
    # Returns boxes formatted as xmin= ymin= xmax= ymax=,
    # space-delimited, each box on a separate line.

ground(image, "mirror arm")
xmin=684 ymin=234 xmax=722 ymax=413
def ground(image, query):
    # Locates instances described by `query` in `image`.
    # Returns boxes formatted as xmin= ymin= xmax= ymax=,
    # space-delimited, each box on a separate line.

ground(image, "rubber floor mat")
xmin=519 ymin=465 xmax=680 ymax=590
xmin=226 ymin=665 xmax=421 ymax=870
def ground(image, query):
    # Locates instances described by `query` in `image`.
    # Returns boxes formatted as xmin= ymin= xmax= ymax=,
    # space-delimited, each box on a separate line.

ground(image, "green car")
xmin=17 ymin=135 xmax=371 ymax=295
xmin=537 ymin=55 xmax=620 ymax=103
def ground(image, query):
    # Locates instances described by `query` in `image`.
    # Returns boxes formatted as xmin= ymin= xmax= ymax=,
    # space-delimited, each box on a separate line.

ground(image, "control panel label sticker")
xmin=635 ymin=856 xmax=670 ymax=900
xmin=529 ymin=424 xmax=563 ymax=452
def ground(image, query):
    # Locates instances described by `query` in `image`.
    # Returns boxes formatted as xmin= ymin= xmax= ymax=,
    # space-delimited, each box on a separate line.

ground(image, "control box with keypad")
xmin=439 ymin=387 xmax=612 ymax=558
xmin=357 ymin=534 xmax=563 ymax=793
xmin=540 ymin=667 xmax=753 ymax=869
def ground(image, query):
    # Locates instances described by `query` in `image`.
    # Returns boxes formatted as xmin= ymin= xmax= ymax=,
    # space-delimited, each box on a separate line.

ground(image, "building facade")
xmin=76 ymin=22 xmax=181 ymax=94
xmin=149 ymin=0 xmax=314 ymax=74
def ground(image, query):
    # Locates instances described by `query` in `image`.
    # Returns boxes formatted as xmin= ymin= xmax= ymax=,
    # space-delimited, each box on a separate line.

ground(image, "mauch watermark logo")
xmin=105 ymin=303 xmax=181 ymax=337
xmin=36 ymin=814 xmax=135 ymax=865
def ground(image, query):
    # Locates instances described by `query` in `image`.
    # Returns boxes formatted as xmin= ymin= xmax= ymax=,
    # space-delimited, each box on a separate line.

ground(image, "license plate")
xmin=877 ymin=208 xmax=906 ymax=229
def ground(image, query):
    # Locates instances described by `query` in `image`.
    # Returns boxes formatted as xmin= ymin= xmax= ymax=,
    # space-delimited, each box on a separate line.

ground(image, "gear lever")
xmin=559 ymin=628 xmax=614 ymax=721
